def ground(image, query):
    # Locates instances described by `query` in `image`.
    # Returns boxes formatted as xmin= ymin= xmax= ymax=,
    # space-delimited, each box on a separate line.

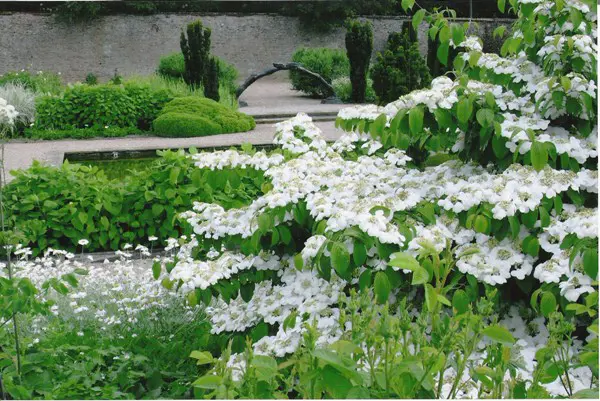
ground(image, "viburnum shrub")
xmin=152 ymin=0 xmax=597 ymax=397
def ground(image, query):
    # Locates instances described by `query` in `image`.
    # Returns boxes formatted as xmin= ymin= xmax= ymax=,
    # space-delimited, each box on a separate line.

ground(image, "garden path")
xmin=2 ymin=120 xmax=342 ymax=183
xmin=3 ymin=76 xmax=354 ymax=182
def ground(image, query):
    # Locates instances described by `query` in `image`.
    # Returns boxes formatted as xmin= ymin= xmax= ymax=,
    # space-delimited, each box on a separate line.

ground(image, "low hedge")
xmin=3 ymin=150 xmax=268 ymax=255
xmin=24 ymin=126 xmax=143 ymax=140
xmin=35 ymin=82 xmax=172 ymax=130
xmin=152 ymin=97 xmax=255 ymax=137
xmin=290 ymin=47 xmax=349 ymax=98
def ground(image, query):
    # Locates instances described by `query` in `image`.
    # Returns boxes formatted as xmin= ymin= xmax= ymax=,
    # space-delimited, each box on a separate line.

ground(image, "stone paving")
xmin=2 ymin=76 xmax=351 ymax=183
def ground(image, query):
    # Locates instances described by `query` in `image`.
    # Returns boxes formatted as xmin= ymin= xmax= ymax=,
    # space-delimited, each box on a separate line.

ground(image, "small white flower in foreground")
xmin=78 ymin=239 xmax=89 ymax=246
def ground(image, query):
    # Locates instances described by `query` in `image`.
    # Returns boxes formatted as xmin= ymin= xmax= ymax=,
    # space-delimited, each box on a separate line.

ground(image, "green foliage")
xmin=181 ymin=19 xmax=212 ymax=90
xmin=34 ymin=82 xmax=172 ymax=131
xmin=53 ymin=1 xmax=104 ymax=23
xmin=157 ymin=52 xmax=186 ymax=81
xmin=345 ymin=20 xmax=373 ymax=103
xmin=289 ymin=47 xmax=349 ymax=98
xmin=332 ymin=76 xmax=377 ymax=103
xmin=0 ymin=311 xmax=215 ymax=400
xmin=152 ymin=97 xmax=254 ymax=137
xmin=84 ymin=72 xmax=98 ymax=85
xmin=192 ymin=290 xmax=529 ymax=399
xmin=0 ymin=70 xmax=63 ymax=95
xmin=3 ymin=149 xmax=267 ymax=254
xmin=371 ymin=28 xmax=431 ymax=104
xmin=203 ymin=57 xmax=220 ymax=102
xmin=24 ymin=126 xmax=143 ymax=140
xmin=157 ymin=52 xmax=238 ymax=92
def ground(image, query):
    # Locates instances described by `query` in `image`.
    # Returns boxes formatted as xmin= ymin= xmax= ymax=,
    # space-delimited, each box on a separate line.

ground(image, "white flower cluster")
xmin=2 ymin=248 xmax=186 ymax=333
xmin=192 ymin=149 xmax=284 ymax=171
xmin=169 ymin=250 xmax=283 ymax=292
xmin=535 ymin=205 xmax=598 ymax=300
xmin=537 ymin=34 xmax=597 ymax=75
xmin=535 ymin=73 xmax=597 ymax=120
xmin=273 ymin=112 xmax=327 ymax=155
xmin=206 ymin=266 xmax=345 ymax=354
xmin=499 ymin=113 xmax=598 ymax=162
xmin=0 ymin=96 xmax=19 ymax=129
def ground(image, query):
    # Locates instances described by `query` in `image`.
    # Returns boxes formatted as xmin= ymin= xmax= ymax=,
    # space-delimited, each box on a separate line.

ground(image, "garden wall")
xmin=0 ymin=13 xmax=511 ymax=82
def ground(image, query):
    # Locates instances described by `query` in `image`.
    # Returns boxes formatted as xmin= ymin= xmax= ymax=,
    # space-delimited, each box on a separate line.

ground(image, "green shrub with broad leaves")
xmin=35 ymin=82 xmax=171 ymax=130
xmin=290 ymin=47 xmax=350 ymax=98
xmin=3 ymin=148 xmax=269 ymax=255
xmin=152 ymin=97 xmax=255 ymax=137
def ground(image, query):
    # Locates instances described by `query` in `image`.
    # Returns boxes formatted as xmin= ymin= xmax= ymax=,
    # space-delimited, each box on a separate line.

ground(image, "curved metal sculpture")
xmin=235 ymin=62 xmax=335 ymax=99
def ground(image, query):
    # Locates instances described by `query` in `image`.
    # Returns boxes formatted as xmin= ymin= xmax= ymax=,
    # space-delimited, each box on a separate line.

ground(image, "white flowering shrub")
xmin=149 ymin=0 xmax=598 ymax=397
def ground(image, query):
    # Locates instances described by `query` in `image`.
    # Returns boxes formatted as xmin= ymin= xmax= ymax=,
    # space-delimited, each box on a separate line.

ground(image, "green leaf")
xmin=322 ymin=365 xmax=352 ymax=399
xmin=498 ymin=0 xmax=506 ymax=13
xmin=482 ymin=324 xmax=516 ymax=346
xmin=258 ymin=213 xmax=272 ymax=233
xmin=293 ymin=253 xmax=304 ymax=270
xmin=359 ymin=269 xmax=372 ymax=292
xmin=424 ymin=283 xmax=437 ymax=311
xmin=278 ymin=226 xmax=292 ymax=245
xmin=452 ymin=289 xmax=470 ymax=314
xmin=412 ymin=266 xmax=430 ymax=285
xmin=473 ymin=215 xmax=489 ymax=234
xmin=583 ymin=248 xmax=598 ymax=280
xmin=437 ymin=42 xmax=450 ymax=65
xmin=347 ymin=386 xmax=370 ymax=399
xmin=152 ymin=261 xmax=161 ymax=280
xmin=540 ymin=292 xmax=557 ymax=317
xmin=434 ymin=108 xmax=452 ymax=128
xmin=409 ymin=106 xmax=424 ymax=135
xmin=522 ymin=235 xmax=540 ymax=257
xmin=401 ymin=0 xmax=415 ymax=12
xmin=456 ymin=98 xmax=473 ymax=123
xmin=78 ymin=211 xmax=88 ymax=225
xmin=530 ymin=141 xmax=548 ymax=171
xmin=190 ymin=350 xmax=214 ymax=365
xmin=151 ymin=204 xmax=164 ymax=217
xmin=451 ymin=24 xmax=465 ymax=46
xmin=331 ymin=242 xmax=350 ymax=277
xmin=389 ymin=252 xmax=420 ymax=271
xmin=412 ymin=8 xmax=426 ymax=31
xmin=192 ymin=375 xmax=222 ymax=389
xmin=374 ymin=271 xmax=391 ymax=304
xmin=353 ymin=241 xmax=367 ymax=266
xmin=169 ymin=166 xmax=181 ymax=185
xmin=476 ymin=108 xmax=495 ymax=128
xmin=252 ymin=355 xmax=278 ymax=381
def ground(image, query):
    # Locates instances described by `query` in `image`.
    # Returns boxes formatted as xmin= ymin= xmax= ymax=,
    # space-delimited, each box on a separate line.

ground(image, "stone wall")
xmin=0 ymin=12 xmax=511 ymax=82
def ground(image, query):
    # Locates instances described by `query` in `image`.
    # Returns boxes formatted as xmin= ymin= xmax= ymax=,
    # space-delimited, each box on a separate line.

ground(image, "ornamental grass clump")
xmin=151 ymin=0 xmax=598 ymax=398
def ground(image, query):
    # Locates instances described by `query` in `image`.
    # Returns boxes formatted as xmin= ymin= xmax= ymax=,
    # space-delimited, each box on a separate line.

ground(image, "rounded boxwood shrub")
xmin=152 ymin=97 xmax=255 ymax=137
xmin=290 ymin=47 xmax=349 ymax=98
xmin=153 ymin=113 xmax=222 ymax=137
